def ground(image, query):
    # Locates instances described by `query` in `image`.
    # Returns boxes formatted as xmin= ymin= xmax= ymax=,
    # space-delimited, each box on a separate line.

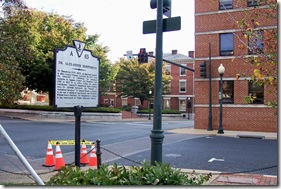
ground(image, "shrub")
xmin=0 ymin=104 xmax=121 ymax=113
xmin=137 ymin=105 xmax=144 ymax=110
xmin=47 ymin=161 xmax=211 ymax=186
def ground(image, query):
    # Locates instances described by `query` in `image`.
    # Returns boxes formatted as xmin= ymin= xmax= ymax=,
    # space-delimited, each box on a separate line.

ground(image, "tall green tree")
xmin=0 ymin=5 xmax=114 ymax=106
xmin=115 ymin=58 xmax=171 ymax=105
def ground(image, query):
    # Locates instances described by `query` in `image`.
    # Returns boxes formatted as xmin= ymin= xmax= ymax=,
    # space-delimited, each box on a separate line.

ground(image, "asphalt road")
xmin=106 ymin=135 xmax=278 ymax=176
xmin=0 ymin=116 xmax=278 ymax=176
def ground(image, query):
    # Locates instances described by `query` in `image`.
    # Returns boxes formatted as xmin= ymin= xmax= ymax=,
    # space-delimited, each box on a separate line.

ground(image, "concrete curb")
xmin=167 ymin=128 xmax=277 ymax=140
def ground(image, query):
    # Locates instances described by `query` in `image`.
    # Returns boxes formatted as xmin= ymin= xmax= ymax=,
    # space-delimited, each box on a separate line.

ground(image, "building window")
xmin=247 ymin=0 xmax=259 ymax=7
xmin=220 ymin=33 xmax=234 ymax=56
xmin=110 ymin=99 xmax=114 ymax=106
xmin=164 ymin=99 xmax=170 ymax=110
xmin=248 ymin=81 xmax=264 ymax=104
xmin=248 ymin=30 xmax=264 ymax=55
xmin=179 ymin=99 xmax=186 ymax=112
xmin=165 ymin=65 xmax=171 ymax=75
xmin=219 ymin=0 xmax=233 ymax=10
xmin=179 ymin=80 xmax=186 ymax=93
xmin=180 ymin=64 xmax=186 ymax=76
xmin=134 ymin=98 xmax=141 ymax=106
xmin=121 ymin=98 xmax=127 ymax=106
xmin=222 ymin=81 xmax=234 ymax=104
xmin=104 ymin=99 xmax=109 ymax=106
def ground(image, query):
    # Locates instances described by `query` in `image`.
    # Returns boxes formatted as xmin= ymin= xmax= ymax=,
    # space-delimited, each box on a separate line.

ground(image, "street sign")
xmin=126 ymin=50 xmax=133 ymax=60
xmin=54 ymin=40 xmax=100 ymax=108
xmin=143 ymin=16 xmax=181 ymax=34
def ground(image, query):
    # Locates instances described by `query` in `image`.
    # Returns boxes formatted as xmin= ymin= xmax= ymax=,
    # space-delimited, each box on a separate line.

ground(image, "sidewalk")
xmin=168 ymin=127 xmax=277 ymax=140
xmin=0 ymin=112 xmax=278 ymax=186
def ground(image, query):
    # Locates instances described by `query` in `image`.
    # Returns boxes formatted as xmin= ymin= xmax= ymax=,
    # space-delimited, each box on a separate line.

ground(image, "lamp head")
xmin=218 ymin=64 xmax=225 ymax=75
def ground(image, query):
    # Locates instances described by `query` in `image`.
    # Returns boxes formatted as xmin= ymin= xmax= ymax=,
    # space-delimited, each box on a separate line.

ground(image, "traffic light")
xmin=200 ymin=61 xmax=207 ymax=78
xmin=150 ymin=0 xmax=171 ymax=17
xmin=138 ymin=48 xmax=148 ymax=64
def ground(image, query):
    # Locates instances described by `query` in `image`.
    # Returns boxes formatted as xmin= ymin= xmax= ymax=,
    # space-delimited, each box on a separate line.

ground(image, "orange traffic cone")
xmin=80 ymin=142 xmax=89 ymax=165
xmin=43 ymin=141 xmax=55 ymax=167
xmin=88 ymin=143 xmax=97 ymax=168
xmin=54 ymin=142 xmax=65 ymax=171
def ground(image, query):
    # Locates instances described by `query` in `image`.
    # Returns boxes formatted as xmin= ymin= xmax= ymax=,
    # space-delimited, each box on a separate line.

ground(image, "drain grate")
xmin=236 ymin=135 xmax=265 ymax=139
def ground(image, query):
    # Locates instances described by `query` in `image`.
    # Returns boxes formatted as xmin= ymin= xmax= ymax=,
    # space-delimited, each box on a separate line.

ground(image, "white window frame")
xmin=163 ymin=98 xmax=171 ymax=110
xmin=179 ymin=98 xmax=186 ymax=112
xmin=134 ymin=98 xmax=141 ymax=106
xmin=110 ymin=99 xmax=114 ymax=106
xmin=180 ymin=64 xmax=186 ymax=76
xmin=179 ymin=80 xmax=186 ymax=93
xmin=121 ymin=97 xmax=128 ymax=106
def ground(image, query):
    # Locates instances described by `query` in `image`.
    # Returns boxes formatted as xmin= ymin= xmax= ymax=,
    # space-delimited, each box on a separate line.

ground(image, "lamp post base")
xmin=217 ymin=129 xmax=224 ymax=134
xmin=150 ymin=129 xmax=164 ymax=165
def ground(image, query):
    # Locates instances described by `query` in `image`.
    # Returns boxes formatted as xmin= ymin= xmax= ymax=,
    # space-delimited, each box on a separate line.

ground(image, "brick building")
xmin=162 ymin=50 xmax=195 ymax=114
xmin=100 ymin=50 xmax=195 ymax=114
xmin=194 ymin=0 xmax=277 ymax=132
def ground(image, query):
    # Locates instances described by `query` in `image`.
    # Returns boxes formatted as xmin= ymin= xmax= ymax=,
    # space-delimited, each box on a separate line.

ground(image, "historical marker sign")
xmin=54 ymin=40 xmax=100 ymax=108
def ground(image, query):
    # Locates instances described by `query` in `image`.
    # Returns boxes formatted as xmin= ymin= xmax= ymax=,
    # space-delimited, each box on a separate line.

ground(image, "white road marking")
xmin=208 ymin=158 xmax=225 ymax=162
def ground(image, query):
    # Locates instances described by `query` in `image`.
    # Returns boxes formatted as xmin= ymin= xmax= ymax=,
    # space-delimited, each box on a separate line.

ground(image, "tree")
xmin=235 ymin=0 xmax=277 ymax=107
xmin=0 ymin=5 xmax=114 ymax=106
xmin=0 ymin=56 xmax=25 ymax=107
xmin=115 ymin=58 xmax=172 ymax=105
xmin=85 ymin=35 xmax=117 ymax=96
xmin=0 ymin=2 xmax=25 ymax=107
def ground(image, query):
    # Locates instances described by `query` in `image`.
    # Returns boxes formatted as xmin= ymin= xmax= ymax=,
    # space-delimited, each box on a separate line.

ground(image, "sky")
xmin=24 ymin=0 xmax=195 ymax=63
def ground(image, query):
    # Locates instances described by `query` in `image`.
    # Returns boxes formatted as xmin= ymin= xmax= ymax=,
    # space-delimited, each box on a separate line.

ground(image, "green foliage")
xmin=0 ymin=56 xmax=25 ymax=107
xmin=236 ymin=0 xmax=277 ymax=107
xmin=267 ymin=100 xmax=277 ymax=108
xmin=0 ymin=7 xmax=115 ymax=106
xmin=47 ymin=162 xmax=211 ymax=186
xmin=115 ymin=58 xmax=172 ymax=105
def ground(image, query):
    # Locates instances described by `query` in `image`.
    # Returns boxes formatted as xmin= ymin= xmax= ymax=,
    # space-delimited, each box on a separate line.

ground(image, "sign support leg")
xmin=74 ymin=105 xmax=82 ymax=168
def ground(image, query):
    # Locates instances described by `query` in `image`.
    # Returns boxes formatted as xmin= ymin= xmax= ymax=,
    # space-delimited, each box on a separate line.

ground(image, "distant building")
xmin=99 ymin=50 xmax=195 ymax=114
xmin=194 ymin=0 xmax=277 ymax=132
xmin=162 ymin=50 xmax=195 ymax=114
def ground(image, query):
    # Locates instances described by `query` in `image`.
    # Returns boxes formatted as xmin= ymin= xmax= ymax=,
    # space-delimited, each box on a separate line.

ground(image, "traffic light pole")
xmin=148 ymin=55 xmax=194 ymax=72
xmin=208 ymin=43 xmax=213 ymax=131
xmin=123 ymin=53 xmax=195 ymax=72
xmin=150 ymin=0 xmax=164 ymax=166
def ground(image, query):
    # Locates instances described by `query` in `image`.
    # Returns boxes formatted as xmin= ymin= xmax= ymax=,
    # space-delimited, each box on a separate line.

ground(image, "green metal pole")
xmin=150 ymin=0 xmax=164 ymax=166
xmin=218 ymin=74 xmax=224 ymax=134
xmin=208 ymin=43 xmax=213 ymax=131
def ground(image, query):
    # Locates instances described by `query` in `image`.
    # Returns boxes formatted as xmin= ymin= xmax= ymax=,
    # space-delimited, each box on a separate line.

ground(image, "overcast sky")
xmin=24 ymin=0 xmax=195 ymax=63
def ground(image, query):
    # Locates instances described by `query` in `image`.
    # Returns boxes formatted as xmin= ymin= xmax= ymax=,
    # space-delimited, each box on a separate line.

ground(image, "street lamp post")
xmin=218 ymin=64 xmax=225 ymax=134
xmin=148 ymin=90 xmax=152 ymax=120
xmin=187 ymin=97 xmax=191 ymax=120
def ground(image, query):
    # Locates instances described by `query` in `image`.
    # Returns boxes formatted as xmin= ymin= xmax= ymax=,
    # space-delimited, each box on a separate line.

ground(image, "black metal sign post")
xmin=74 ymin=105 xmax=82 ymax=167
xmin=54 ymin=40 xmax=100 ymax=168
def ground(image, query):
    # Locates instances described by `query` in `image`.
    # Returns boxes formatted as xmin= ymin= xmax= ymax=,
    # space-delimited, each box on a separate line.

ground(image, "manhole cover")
xmin=165 ymin=154 xmax=181 ymax=158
